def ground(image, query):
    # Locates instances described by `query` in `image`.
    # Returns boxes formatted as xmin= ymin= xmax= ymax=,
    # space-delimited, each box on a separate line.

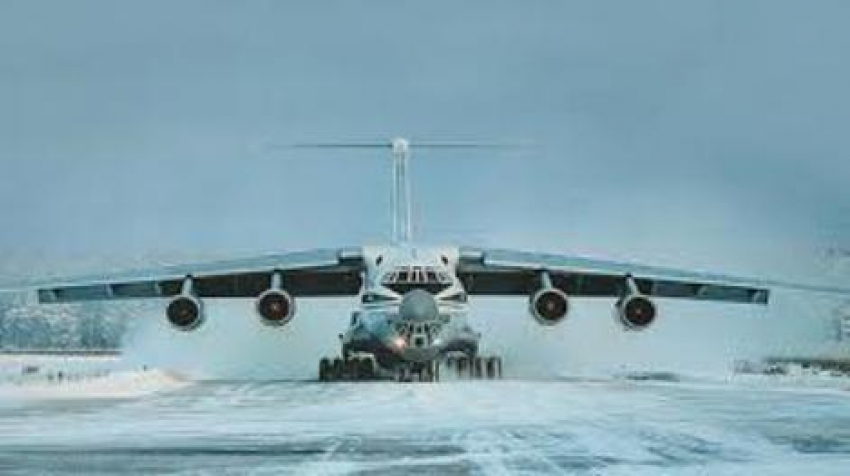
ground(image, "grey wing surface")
xmin=458 ymin=247 xmax=850 ymax=305
xmin=3 ymin=248 xmax=364 ymax=304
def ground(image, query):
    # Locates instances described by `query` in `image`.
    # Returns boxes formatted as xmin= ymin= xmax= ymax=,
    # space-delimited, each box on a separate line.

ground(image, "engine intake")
xmin=167 ymin=295 xmax=204 ymax=331
xmin=256 ymin=289 xmax=295 ymax=326
xmin=256 ymin=271 xmax=295 ymax=327
xmin=529 ymin=271 xmax=569 ymax=325
xmin=616 ymin=276 xmax=656 ymax=330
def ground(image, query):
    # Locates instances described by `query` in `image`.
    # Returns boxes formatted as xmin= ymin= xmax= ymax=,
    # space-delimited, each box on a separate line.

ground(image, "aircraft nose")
xmin=399 ymin=289 xmax=439 ymax=322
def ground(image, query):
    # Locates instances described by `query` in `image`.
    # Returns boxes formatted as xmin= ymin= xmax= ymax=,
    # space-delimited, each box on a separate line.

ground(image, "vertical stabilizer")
xmin=391 ymin=138 xmax=413 ymax=243
xmin=283 ymin=137 xmax=520 ymax=245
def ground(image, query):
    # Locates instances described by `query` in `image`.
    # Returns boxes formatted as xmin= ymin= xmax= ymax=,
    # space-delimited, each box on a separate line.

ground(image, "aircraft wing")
xmin=4 ymin=248 xmax=365 ymax=304
xmin=457 ymin=247 xmax=850 ymax=305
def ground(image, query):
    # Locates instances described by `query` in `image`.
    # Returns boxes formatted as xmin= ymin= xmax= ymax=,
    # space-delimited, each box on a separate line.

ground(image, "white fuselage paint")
xmin=342 ymin=245 xmax=479 ymax=366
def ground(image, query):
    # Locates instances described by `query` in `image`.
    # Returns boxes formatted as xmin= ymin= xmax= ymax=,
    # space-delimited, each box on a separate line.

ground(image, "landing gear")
xmin=319 ymin=358 xmax=331 ymax=381
xmin=398 ymin=361 xmax=440 ymax=383
xmin=444 ymin=355 xmax=503 ymax=380
xmin=318 ymin=354 xmax=503 ymax=382
xmin=318 ymin=355 xmax=377 ymax=382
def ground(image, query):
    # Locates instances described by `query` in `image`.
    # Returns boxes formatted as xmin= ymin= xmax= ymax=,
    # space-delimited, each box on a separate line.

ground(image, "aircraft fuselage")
xmin=341 ymin=245 xmax=478 ymax=369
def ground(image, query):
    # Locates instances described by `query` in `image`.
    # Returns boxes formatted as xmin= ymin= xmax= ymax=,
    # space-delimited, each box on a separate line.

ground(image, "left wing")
xmin=2 ymin=248 xmax=364 ymax=303
xmin=457 ymin=247 xmax=850 ymax=305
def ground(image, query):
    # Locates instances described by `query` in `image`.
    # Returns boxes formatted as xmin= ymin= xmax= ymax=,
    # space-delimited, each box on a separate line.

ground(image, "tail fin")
xmin=283 ymin=137 xmax=528 ymax=244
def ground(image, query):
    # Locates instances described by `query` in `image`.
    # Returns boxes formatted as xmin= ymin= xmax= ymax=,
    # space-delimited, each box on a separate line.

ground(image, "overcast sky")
xmin=1 ymin=0 xmax=848 ymax=283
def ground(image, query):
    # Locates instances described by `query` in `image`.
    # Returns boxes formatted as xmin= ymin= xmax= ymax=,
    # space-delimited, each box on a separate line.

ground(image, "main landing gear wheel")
xmin=318 ymin=355 xmax=377 ymax=382
xmin=443 ymin=355 xmax=503 ymax=380
xmin=357 ymin=357 xmax=375 ymax=379
xmin=332 ymin=357 xmax=344 ymax=379
xmin=396 ymin=362 xmax=439 ymax=383
xmin=319 ymin=358 xmax=331 ymax=381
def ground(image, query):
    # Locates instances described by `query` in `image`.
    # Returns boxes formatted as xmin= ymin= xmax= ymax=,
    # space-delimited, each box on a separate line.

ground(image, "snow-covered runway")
xmin=1 ymin=372 xmax=849 ymax=475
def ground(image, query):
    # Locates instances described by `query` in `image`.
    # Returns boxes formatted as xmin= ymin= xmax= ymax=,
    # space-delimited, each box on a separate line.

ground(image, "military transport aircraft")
xmin=8 ymin=138 xmax=850 ymax=381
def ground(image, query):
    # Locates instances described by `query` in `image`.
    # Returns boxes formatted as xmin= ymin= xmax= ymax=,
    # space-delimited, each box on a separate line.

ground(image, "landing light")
xmin=393 ymin=336 xmax=407 ymax=349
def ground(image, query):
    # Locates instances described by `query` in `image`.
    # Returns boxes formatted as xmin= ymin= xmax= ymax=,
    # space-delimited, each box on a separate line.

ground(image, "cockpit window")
xmin=362 ymin=293 xmax=397 ymax=304
xmin=382 ymin=266 xmax=452 ymax=294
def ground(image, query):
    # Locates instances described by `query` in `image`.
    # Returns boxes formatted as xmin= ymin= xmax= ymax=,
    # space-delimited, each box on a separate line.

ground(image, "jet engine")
xmin=529 ymin=271 xmax=569 ymax=325
xmin=255 ymin=271 xmax=295 ymax=327
xmin=616 ymin=276 xmax=657 ymax=330
xmin=166 ymin=278 xmax=204 ymax=331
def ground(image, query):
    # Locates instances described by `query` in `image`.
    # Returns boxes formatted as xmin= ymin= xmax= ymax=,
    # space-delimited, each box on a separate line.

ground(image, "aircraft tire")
xmin=419 ymin=363 xmax=435 ymax=383
xmin=357 ymin=358 xmax=375 ymax=380
xmin=319 ymin=358 xmax=331 ymax=382
xmin=485 ymin=357 xmax=496 ymax=379
xmin=344 ymin=357 xmax=359 ymax=379
xmin=473 ymin=357 xmax=483 ymax=379
xmin=456 ymin=356 xmax=468 ymax=378
xmin=449 ymin=356 xmax=460 ymax=374
xmin=332 ymin=357 xmax=344 ymax=380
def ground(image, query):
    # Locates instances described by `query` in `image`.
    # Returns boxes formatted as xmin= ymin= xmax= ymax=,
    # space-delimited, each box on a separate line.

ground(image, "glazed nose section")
xmin=399 ymin=289 xmax=439 ymax=322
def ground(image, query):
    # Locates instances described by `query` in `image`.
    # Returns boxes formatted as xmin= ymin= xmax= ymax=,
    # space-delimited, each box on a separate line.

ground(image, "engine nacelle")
xmin=166 ymin=295 xmax=204 ymax=331
xmin=616 ymin=294 xmax=657 ymax=331
xmin=255 ymin=289 xmax=295 ymax=327
xmin=529 ymin=272 xmax=569 ymax=325
xmin=255 ymin=271 xmax=295 ymax=327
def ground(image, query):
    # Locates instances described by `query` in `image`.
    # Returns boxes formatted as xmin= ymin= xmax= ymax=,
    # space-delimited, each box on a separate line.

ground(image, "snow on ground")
xmin=0 ymin=355 xmax=849 ymax=474
xmin=0 ymin=355 xmax=188 ymax=401
xmin=0 ymin=368 xmax=188 ymax=401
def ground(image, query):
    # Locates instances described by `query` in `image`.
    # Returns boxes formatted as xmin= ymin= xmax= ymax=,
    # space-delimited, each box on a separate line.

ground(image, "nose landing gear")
xmin=443 ymin=355 xmax=503 ymax=380
xmin=396 ymin=361 xmax=440 ymax=382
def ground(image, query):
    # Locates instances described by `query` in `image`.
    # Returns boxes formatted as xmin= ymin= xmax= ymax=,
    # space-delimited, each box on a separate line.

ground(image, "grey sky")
xmin=1 ymin=0 xmax=848 ymax=282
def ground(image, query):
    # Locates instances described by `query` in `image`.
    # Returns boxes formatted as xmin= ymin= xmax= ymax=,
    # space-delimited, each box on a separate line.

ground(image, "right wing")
xmin=457 ymin=247 xmax=850 ymax=304
xmin=1 ymin=248 xmax=365 ymax=304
